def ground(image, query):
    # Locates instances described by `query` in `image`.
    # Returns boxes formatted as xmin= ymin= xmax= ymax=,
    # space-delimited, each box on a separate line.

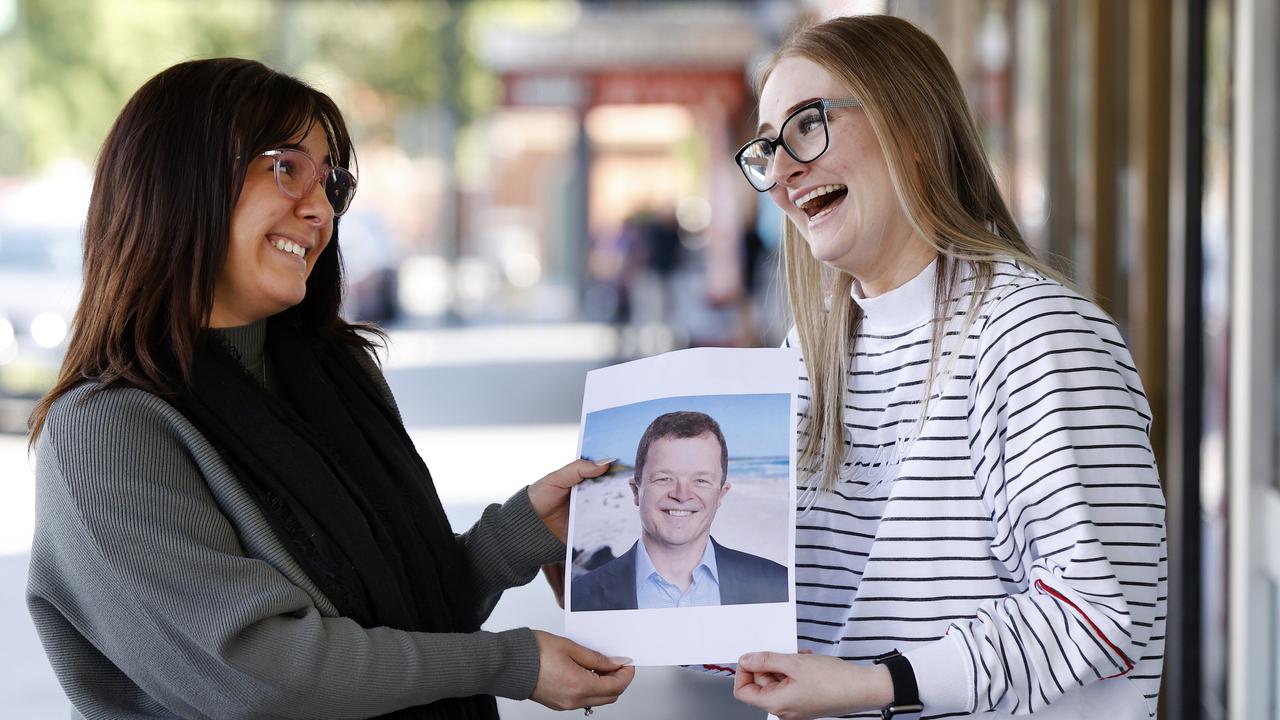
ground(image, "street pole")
xmin=440 ymin=0 xmax=463 ymax=326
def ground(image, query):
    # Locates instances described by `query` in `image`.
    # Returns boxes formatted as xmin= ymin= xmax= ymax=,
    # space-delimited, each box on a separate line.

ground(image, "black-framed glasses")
xmin=259 ymin=148 xmax=358 ymax=217
xmin=734 ymin=98 xmax=862 ymax=192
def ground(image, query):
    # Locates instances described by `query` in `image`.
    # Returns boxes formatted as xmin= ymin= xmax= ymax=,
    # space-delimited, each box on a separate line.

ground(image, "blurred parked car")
xmin=0 ymin=220 xmax=82 ymax=432
xmin=338 ymin=211 xmax=401 ymax=323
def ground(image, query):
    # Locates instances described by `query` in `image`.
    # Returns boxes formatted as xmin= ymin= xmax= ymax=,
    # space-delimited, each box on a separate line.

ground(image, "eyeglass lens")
xmin=272 ymin=149 xmax=356 ymax=216
xmin=739 ymin=104 xmax=830 ymax=190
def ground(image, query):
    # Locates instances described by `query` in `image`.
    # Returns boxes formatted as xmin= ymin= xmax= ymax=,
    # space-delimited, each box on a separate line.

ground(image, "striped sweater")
xmin=786 ymin=258 xmax=1166 ymax=719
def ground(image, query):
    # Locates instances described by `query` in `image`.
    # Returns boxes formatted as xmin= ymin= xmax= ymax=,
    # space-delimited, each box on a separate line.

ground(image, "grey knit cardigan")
xmin=26 ymin=323 xmax=563 ymax=719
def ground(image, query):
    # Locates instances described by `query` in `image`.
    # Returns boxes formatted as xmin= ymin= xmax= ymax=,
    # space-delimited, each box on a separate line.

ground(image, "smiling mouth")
xmin=269 ymin=235 xmax=308 ymax=259
xmin=662 ymin=510 xmax=695 ymax=518
xmin=797 ymin=184 xmax=849 ymax=218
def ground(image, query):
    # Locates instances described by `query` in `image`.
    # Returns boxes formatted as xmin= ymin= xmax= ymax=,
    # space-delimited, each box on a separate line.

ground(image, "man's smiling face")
xmin=631 ymin=434 xmax=731 ymax=552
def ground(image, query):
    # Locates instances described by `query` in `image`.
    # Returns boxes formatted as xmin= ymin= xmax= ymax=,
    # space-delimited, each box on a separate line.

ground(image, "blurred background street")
xmin=1 ymin=0 xmax=1278 ymax=718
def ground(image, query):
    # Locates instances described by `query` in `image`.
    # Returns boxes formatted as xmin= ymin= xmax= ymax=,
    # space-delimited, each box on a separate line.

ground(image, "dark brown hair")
xmin=30 ymin=58 xmax=372 ymax=441
xmin=634 ymin=411 xmax=729 ymax=485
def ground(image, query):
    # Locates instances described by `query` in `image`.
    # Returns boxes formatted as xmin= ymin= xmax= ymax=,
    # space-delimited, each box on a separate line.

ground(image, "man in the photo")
xmin=571 ymin=411 xmax=788 ymax=611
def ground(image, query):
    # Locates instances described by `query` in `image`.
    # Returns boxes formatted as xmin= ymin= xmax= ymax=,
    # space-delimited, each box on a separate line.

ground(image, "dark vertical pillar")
xmin=572 ymin=107 xmax=592 ymax=317
xmin=1163 ymin=0 xmax=1206 ymax=717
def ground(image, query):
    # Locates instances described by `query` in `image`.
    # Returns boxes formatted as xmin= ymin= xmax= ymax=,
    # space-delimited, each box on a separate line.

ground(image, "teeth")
xmin=270 ymin=237 xmax=307 ymax=258
xmin=665 ymin=510 xmax=692 ymax=517
xmin=797 ymin=184 xmax=846 ymax=209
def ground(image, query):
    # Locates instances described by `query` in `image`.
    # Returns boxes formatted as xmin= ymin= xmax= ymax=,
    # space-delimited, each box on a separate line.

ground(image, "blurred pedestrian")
xmin=585 ymin=212 xmax=647 ymax=326
xmin=730 ymin=196 xmax=769 ymax=347
xmin=26 ymin=58 xmax=633 ymax=719
xmin=632 ymin=207 xmax=683 ymax=328
xmin=731 ymin=16 xmax=1165 ymax=720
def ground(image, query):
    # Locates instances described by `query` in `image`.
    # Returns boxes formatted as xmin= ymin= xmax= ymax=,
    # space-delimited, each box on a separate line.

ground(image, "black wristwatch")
xmin=872 ymin=649 xmax=923 ymax=719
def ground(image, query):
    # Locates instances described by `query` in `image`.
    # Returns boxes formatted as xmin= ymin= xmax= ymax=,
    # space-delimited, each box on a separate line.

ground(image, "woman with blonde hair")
xmin=730 ymin=15 xmax=1165 ymax=720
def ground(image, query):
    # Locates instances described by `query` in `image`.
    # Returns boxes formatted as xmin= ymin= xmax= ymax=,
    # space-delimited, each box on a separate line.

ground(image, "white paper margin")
xmin=563 ymin=347 xmax=800 ymax=666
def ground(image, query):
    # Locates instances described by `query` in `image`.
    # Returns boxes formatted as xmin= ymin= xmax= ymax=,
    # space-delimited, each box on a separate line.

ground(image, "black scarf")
xmin=176 ymin=318 xmax=499 ymax=720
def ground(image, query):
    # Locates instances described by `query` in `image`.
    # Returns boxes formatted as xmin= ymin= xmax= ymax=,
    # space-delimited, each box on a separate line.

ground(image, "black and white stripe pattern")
xmin=787 ymin=259 xmax=1166 ymax=718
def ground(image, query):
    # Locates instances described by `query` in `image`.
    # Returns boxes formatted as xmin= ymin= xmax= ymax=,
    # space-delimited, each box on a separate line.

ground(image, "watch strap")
xmin=873 ymin=649 xmax=923 ymax=719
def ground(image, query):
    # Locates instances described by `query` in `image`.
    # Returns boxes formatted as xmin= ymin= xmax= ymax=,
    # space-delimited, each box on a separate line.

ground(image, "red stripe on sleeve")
xmin=1035 ymin=578 xmax=1134 ymax=678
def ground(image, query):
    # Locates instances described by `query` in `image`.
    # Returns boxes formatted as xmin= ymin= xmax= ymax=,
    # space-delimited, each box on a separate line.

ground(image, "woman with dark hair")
xmin=26 ymin=58 xmax=632 ymax=719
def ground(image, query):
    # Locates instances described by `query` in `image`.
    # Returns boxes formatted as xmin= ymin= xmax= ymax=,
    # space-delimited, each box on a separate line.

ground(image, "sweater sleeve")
xmin=459 ymin=487 xmax=564 ymax=622
xmin=26 ymin=387 xmax=542 ymax=720
xmin=904 ymin=279 xmax=1166 ymax=715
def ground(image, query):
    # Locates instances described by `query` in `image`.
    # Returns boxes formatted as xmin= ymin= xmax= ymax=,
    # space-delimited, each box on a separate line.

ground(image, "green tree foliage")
xmin=0 ymin=0 xmax=504 ymax=175
xmin=1 ymin=0 xmax=270 ymax=173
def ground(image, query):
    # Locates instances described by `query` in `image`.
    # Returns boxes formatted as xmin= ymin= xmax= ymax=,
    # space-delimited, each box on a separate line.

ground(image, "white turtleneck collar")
xmin=850 ymin=258 xmax=939 ymax=333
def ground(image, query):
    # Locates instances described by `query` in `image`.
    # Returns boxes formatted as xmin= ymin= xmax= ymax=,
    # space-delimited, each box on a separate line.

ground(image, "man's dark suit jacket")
xmin=570 ymin=537 xmax=788 ymax=611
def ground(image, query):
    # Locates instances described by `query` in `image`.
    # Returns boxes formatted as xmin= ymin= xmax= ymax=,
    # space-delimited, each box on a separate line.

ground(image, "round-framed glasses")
xmin=259 ymin=148 xmax=358 ymax=217
xmin=734 ymin=98 xmax=862 ymax=192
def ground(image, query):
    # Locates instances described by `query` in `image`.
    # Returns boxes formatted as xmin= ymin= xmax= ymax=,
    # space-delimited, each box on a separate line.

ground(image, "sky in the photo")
xmin=580 ymin=393 xmax=791 ymax=464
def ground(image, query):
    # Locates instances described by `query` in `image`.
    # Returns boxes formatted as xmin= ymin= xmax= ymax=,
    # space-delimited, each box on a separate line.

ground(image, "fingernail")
xmin=594 ymin=458 xmax=618 ymax=467
xmin=608 ymin=656 xmax=633 ymax=665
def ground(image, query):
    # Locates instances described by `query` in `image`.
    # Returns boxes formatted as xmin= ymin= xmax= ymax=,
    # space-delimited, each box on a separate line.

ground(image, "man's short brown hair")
xmin=634 ymin=411 xmax=728 ymax=485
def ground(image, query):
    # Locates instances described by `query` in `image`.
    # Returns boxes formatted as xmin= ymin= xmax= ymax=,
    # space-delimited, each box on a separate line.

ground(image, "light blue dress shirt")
xmin=634 ymin=538 xmax=722 ymax=609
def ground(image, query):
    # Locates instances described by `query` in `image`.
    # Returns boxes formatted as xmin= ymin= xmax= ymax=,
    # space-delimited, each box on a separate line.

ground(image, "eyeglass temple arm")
xmin=825 ymin=98 xmax=862 ymax=109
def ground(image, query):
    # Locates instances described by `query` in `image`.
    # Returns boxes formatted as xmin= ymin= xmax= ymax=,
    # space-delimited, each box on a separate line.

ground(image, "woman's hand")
xmin=530 ymin=630 xmax=635 ymax=710
xmin=527 ymin=458 xmax=615 ymax=542
xmin=733 ymin=651 xmax=894 ymax=720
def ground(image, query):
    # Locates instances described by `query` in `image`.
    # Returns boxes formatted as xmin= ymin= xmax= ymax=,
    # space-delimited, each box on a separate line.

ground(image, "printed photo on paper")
xmin=564 ymin=347 xmax=798 ymax=666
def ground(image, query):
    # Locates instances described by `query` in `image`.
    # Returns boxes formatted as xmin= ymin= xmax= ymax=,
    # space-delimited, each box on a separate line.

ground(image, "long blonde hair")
xmin=762 ymin=15 xmax=1065 ymax=491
